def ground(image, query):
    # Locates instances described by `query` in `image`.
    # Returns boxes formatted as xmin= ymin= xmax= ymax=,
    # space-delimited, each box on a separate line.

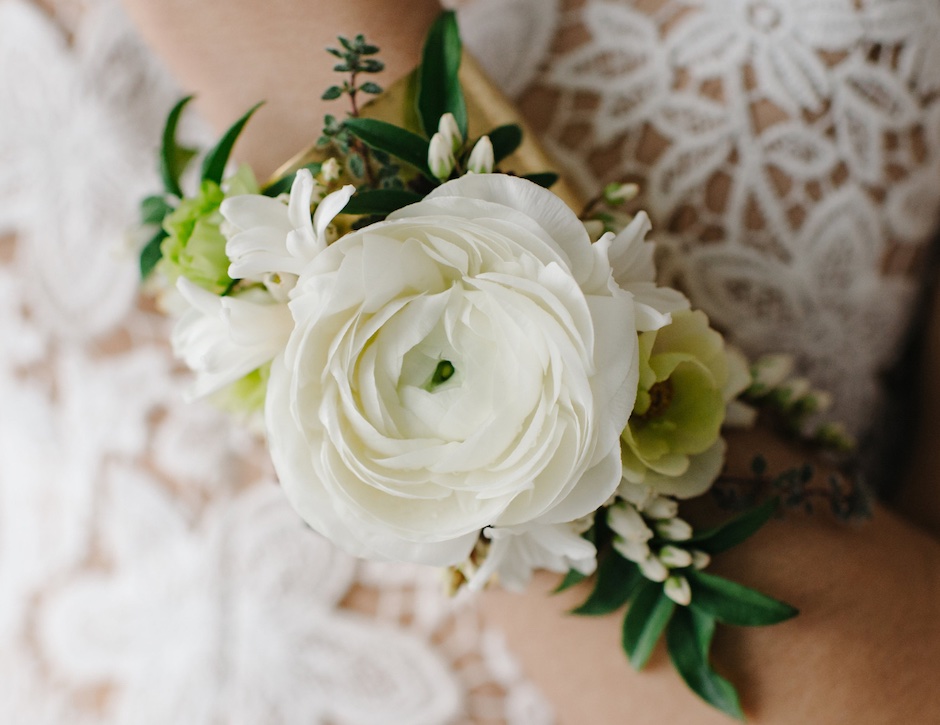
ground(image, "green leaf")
xmin=487 ymin=124 xmax=523 ymax=164
xmin=360 ymin=81 xmax=383 ymax=95
xmin=522 ymin=172 xmax=559 ymax=189
xmin=690 ymin=498 xmax=778 ymax=554
xmin=342 ymin=189 xmax=423 ymax=216
xmin=553 ymin=569 xmax=587 ymax=594
xmin=321 ymin=86 xmax=343 ymax=101
xmin=262 ymin=162 xmax=322 ymax=198
xmin=139 ymin=195 xmax=174 ymax=225
xmin=417 ymin=10 xmax=467 ymax=139
xmin=688 ymin=570 xmax=798 ymax=626
xmin=200 ymin=102 xmax=263 ymax=185
xmin=160 ymin=96 xmax=197 ymax=198
xmin=139 ymin=228 xmax=168 ymax=280
xmin=348 ymin=152 xmax=365 ymax=179
xmin=621 ymin=580 xmax=676 ymax=670
xmin=570 ymin=554 xmax=643 ymax=616
xmin=667 ymin=607 xmax=745 ymax=720
xmin=344 ymin=117 xmax=432 ymax=177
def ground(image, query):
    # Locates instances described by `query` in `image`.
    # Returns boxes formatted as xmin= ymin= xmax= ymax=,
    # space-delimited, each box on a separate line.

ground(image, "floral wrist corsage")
xmin=136 ymin=12 xmax=856 ymax=720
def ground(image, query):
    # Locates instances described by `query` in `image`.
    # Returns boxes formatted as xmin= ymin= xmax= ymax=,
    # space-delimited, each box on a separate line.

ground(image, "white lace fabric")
xmin=459 ymin=0 xmax=940 ymax=437
xmin=0 ymin=1 xmax=550 ymax=723
xmin=4 ymin=0 xmax=940 ymax=722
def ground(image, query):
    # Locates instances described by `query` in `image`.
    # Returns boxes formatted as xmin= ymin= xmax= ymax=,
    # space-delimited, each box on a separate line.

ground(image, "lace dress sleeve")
xmin=0 ymin=1 xmax=553 ymax=722
xmin=458 ymin=0 xmax=940 ymax=451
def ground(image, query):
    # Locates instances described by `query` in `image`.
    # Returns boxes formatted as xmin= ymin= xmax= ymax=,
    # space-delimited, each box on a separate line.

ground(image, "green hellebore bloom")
xmin=160 ymin=165 xmax=259 ymax=293
xmin=622 ymin=309 xmax=733 ymax=498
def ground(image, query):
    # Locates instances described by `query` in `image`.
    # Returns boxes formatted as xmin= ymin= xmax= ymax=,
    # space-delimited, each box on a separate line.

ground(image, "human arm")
xmin=482 ymin=426 xmax=940 ymax=724
xmin=117 ymin=0 xmax=441 ymax=177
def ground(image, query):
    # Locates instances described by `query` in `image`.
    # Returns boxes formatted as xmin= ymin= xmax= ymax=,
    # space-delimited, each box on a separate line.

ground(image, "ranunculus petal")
xmin=265 ymin=174 xmax=648 ymax=566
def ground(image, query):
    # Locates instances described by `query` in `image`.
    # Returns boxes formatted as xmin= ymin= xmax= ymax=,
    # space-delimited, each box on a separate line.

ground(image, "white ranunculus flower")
xmin=265 ymin=174 xmax=662 ymax=566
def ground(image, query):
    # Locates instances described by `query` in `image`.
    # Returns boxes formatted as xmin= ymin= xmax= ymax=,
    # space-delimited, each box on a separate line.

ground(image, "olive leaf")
xmin=345 ymin=117 xmax=432 ymax=178
xmin=200 ymin=102 xmax=263 ymax=185
xmin=160 ymin=96 xmax=197 ymax=198
xmin=417 ymin=10 xmax=466 ymax=139
xmin=667 ymin=607 xmax=745 ymax=720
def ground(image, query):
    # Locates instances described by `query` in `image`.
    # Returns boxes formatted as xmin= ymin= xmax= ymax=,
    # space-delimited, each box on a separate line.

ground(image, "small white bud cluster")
xmin=608 ymin=486 xmax=711 ymax=606
xmin=746 ymin=354 xmax=853 ymax=451
xmin=429 ymin=113 xmax=462 ymax=180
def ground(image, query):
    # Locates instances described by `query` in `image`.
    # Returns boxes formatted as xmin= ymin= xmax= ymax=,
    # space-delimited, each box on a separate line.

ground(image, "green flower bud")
xmin=160 ymin=166 xmax=259 ymax=293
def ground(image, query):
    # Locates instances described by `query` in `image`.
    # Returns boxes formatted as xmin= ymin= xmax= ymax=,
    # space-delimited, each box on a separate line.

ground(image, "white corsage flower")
xmin=171 ymin=279 xmax=293 ymax=400
xmin=265 ymin=173 xmax=664 ymax=566
xmin=222 ymin=168 xmax=354 ymax=282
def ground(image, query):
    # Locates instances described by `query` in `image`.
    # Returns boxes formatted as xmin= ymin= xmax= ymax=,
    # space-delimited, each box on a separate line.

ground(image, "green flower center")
xmin=639 ymin=380 xmax=674 ymax=421
xmin=425 ymin=359 xmax=456 ymax=391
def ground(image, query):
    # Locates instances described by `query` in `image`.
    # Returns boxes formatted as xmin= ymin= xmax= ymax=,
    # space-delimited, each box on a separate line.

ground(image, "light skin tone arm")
xmin=118 ymin=0 xmax=442 ymax=178
xmin=119 ymin=2 xmax=940 ymax=721
xmin=484 ymin=427 xmax=940 ymax=724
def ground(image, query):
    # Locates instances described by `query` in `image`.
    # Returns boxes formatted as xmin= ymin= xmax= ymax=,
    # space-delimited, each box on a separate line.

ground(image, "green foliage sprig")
xmin=330 ymin=11 xmax=555 ymax=218
xmin=567 ymin=500 xmax=797 ymax=721
xmin=138 ymin=98 xmax=262 ymax=279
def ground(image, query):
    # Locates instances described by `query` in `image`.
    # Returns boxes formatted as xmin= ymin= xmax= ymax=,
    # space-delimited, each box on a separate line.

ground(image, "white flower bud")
xmin=638 ymin=554 xmax=669 ymax=582
xmin=613 ymin=536 xmax=651 ymax=563
xmin=320 ymin=157 xmax=342 ymax=183
xmin=655 ymin=517 xmax=693 ymax=542
xmin=801 ymin=390 xmax=832 ymax=414
xmin=664 ymin=575 xmax=692 ymax=606
xmin=428 ymin=132 xmax=456 ymax=180
xmin=466 ymin=135 xmax=495 ymax=174
xmin=751 ymin=354 xmax=794 ymax=392
xmin=603 ymin=181 xmax=639 ymax=205
xmin=642 ymin=496 xmax=678 ymax=520
xmin=607 ymin=503 xmax=653 ymax=542
xmin=658 ymin=544 xmax=693 ymax=568
xmin=437 ymin=112 xmax=463 ymax=153
xmin=780 ymin=376 xmax=811 ymax=402
xmin=690 ymin=549 xmax=711 ymax=570
xmin=724 ymin=400 xmax=758 ymax=428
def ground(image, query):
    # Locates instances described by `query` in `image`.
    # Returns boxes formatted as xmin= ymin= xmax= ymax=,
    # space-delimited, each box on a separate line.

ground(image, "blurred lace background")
xmin=0 ymin=1 xmax=554 ymax=722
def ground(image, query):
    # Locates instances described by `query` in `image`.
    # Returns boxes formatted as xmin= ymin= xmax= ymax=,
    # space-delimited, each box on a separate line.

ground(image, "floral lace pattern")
xmin=0 ymin=1 xmax=550 ymax=722
xmin=459 ymin=0 xmax=940 ymax=437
